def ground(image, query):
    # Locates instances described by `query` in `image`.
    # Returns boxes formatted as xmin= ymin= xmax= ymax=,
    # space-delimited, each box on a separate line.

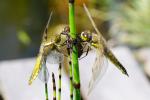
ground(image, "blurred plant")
xmin=110 ymin=0 xmax=150 ymax=47
xmin=0 ymin=92 xmax=4 ymax=100
xmin=0 ymin=0 xmax=49 ymax=60
xmin=17 ymin=30 xmax=31 ymax=46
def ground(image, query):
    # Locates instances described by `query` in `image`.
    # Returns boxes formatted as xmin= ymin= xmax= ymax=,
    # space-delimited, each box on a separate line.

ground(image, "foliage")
xmin=110 ymin=0 xmax=150 ymax=47
xmin=17 ymin=30 xmax=31 ymax=46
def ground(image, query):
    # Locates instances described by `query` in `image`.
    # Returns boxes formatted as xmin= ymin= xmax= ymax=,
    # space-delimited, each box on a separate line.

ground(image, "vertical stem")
xmin=58 ymin=64 xmax=62 ymax=100
xmin=68 ymin=0 xmax=81 ymax=100
xmin=44 ymin=59 xmax=49 ymax=100
xmin=69 ymin=0 xmax=76 ymax=39
xmin=67 ymin=49 xmax=73 ymax=100
xmin=45 ymin=83 xmax=49 ymax=100
xmin=52 ymin=72 xmax=56 ymax=100
xmin=69 ymin=61 xmax=73 ymax=100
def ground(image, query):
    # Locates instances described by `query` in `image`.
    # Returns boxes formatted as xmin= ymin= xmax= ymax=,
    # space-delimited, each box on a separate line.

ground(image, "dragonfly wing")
xmin=47 ymin=50 xmax=64 ymax=64
xmin=88 ymin=52 xmax=108 ymax=94
xmin=62 ymin=56 xmax=70 ymax=74
xmin=38 ymin=61 xmax=49 ymax=83
xmin=28 ymin=54 xmax=43 ymax=85
xmin=42 ymin=11 xmax=53 ymax=43
xmin=83 ymin=3 xmax=128 ymax=77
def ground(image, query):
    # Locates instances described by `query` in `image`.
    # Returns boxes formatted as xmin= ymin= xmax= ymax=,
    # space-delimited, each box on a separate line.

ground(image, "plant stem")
xmin=52 ymin=72 xmax=56 ymax=100
xmin=68 ymin=0 xmax=81 ymax=100
xmin=45 ymin=83 xmax=49 ymax=100
xmin=44 ymin=60 xmax=49 ymax=100
xmin=58 ymin=64 xmax=62 ymax=100
xmin=67 ymin=48 xmax=73 ymax=100
xmin=69 ymin=62 xmax=73 ymax=100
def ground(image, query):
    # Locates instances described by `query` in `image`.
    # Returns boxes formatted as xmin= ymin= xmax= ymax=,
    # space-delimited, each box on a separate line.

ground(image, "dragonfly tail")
xmin=104 ymin=47 xmax=129 ymax=76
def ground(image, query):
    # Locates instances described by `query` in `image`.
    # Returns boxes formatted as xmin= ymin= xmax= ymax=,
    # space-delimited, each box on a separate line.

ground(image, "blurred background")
xmin=0 ymin=0 xmax=150 ymax=100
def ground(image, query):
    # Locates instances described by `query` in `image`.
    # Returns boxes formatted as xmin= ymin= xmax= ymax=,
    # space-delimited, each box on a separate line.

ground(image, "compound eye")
xmin=81 ymin=31 xmax=90 ymax=41
xmin=81 ymin=32 xmax=88 ymax=38
xmin=84 ymin=33 xmax=88 ymax=37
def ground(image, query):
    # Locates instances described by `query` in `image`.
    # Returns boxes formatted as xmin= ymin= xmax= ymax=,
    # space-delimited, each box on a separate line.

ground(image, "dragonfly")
xmin=28 ymin=12 xmax=89 ymax=100
xmin=28 ymin=12 xmax=73 ymax=100
xmin=78 ymin=3 xmax=129 ymax=94
xmin=28 ymin=12 xmax=67 ymax=85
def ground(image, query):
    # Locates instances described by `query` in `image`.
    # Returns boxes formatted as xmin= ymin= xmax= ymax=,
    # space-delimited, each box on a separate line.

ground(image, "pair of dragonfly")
xmin=28 ymin=3 xmax=128 ymax=94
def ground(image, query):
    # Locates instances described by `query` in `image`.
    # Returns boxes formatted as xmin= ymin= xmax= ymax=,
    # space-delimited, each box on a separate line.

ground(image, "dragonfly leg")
xmin=55 ymin=46 xmax=68 ymax=57
xmin=59 ymin=40 xmax=67 ymax=47
xmin=79 ymin=46 xmax=90 ymax=60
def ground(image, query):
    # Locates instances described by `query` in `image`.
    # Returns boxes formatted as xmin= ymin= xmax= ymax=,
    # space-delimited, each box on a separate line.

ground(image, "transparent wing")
xmin=28 ymin=54 xmax=43 ymax=85
xmin=42 ymin=11 xmax=53 ymax=44
xmin=47 ymin=50 xmax=64 ymax=64
xmin=83 ymin=3 xmax=128 ymax=77
xmin=83 ymin=4 xmax=100 ymax=35
xmin=28 ymin=12 xmax=53 ymax=85
xmin=83 ymin=3 xmax=106 ymax=43
xmin=38 ymin=60 xmax=50 ymax=83
xmin=83 ymin=3 xmax=108 ymax=93
xmin=62 ymin=56 xmax=70 ymax=74
xmin=88 ymin=51 xmax=108 ymax=95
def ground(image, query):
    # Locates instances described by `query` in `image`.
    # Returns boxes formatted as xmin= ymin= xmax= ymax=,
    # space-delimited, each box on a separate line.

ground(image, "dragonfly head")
xmin=80 ymin=31 xmax=92 ymax=42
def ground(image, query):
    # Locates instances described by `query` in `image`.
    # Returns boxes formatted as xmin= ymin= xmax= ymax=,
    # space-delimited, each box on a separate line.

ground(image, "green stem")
xmin=52 ymin=72 xmax=56 ymax=100
xmin=68 ymin=0 xmax=81 ymax=100
xmin=67 ymin=49 xmax=73 ymax=100
xmin=58 ymin=64 xmax=62 ymax=100
xmin=69 ymin=62 xmax=73 ymax=100
xmin=44 ymin=60 xmax=49 ymax=100
xmin=45 ymin=83 xmax=49 ymax=100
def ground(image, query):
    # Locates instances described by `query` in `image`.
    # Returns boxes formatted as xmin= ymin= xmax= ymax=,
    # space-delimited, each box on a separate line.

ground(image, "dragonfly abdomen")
xmin=104 ymin=47 xmax=129 ymax=76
